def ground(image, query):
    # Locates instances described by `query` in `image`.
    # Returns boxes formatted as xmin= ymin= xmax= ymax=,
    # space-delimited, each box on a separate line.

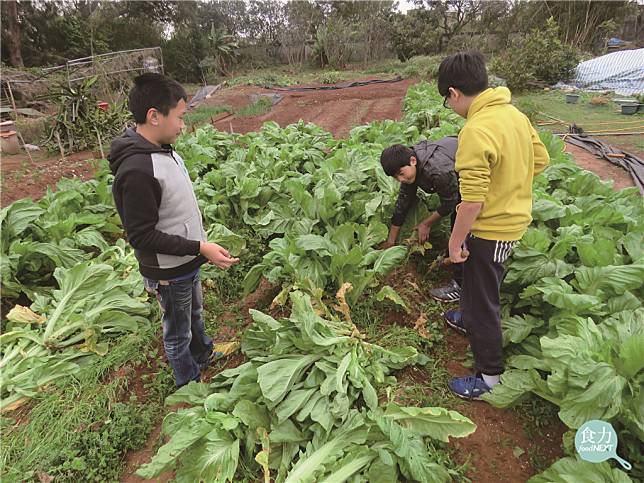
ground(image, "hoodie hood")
xmin=108 ymin=128 xmax=169 ymax=174
xmin=467 ymin=87 xmax=512 ymax=119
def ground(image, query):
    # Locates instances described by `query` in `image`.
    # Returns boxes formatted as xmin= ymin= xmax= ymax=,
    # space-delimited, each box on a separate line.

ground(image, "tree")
xmin=1 ymin=0 xmax=24 ymax=66
xmin=415 ymin=0 xmax=483 ymax=52
xmin=390 ymin=8 xmax=441 ymax=60
xmin=279 ymin=1 xmax=325 ymax=66
xmin=245 ymin=0 xmax=287 ymax=46
xmin=202 ymin=24 xmax=239 ymax=77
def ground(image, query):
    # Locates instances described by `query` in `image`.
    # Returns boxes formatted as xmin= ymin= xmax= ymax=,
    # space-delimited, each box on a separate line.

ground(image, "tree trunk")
xmin=2 ymin=0 xmax=23 ymax=67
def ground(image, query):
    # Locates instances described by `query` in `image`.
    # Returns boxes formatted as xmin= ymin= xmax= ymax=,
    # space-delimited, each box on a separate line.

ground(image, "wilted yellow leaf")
xmin=413 ymin=312 xmax=430 ymax=339
xmin=333 ymin=282 xmax=353 ymax=323
xmin=6 ymin=305 xmax=45 ymax=325
xmin=270 ymin=284 xmax=291 ymax=310
xmin=0 ymin=396 xmax=30 ymax=413
xmin=214 ymin=341 xmax=241 ymax=356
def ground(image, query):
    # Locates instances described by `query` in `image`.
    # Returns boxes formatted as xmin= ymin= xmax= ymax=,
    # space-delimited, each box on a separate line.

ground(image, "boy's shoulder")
xmin=464 ymin=103 xmax=529 ymax=137
xmin=109 ymin=128 xmax=175 ymax=178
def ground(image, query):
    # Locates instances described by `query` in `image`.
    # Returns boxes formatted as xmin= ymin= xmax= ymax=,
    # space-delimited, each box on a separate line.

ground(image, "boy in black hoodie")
xmin=109 ymin=73 xmax=239 ymax=387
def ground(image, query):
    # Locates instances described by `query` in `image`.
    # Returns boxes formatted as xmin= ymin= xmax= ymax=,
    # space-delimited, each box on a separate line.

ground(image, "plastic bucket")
xmin=621 ymin=103 xmax=639 ymax=115
xmin=0 ymin=131 xmax=20 ymax=154
xmin=0 ymin=120 xmax=15 ymax=133
xmin=565 ymin=94 xmax=580 ymax=104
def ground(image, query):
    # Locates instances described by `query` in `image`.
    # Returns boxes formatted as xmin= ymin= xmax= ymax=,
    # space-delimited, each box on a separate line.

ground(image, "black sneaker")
xmin=429 ymin=280 xmax=461 ymax=302
xmin=443 ymin=309 xmax=467 ymax=335
xmin=199 ymin=348 xmax=225 ymax=371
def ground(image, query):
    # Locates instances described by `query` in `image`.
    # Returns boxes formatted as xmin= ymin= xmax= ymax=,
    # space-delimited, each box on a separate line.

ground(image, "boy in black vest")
xmin=109 ymin=73 xmax=239 ymax=387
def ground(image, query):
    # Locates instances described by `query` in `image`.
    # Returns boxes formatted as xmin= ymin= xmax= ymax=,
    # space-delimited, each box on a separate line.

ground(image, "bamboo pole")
xmin=93 ymin=126 xmax=105 ymax=159
xmin=556 ymin=132 xmax=644 ymax=137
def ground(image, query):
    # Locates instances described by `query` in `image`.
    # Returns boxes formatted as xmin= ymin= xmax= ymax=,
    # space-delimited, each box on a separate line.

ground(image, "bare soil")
xmin=1 ymin=150 xmax=100 ymax=207
xmin=206 ymin=77 xmax=416 ymax=138
xmin=564 ymin=142 xmax=635 ymax=190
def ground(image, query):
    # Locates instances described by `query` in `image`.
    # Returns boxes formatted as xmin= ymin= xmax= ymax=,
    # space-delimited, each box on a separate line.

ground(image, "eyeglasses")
xmin=443 ymin=95 xmax=450 ymax=109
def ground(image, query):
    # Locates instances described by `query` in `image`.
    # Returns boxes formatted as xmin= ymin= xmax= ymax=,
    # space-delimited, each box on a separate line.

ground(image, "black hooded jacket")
xmin=108 ymin=128 xmax=207 ymax=280
xmin=391 ymin=137 xmax=460 ymax=226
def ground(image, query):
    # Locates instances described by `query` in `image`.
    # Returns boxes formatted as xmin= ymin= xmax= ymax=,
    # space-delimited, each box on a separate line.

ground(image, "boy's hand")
xmin=380 ymin=240 xmax=396 ymax=249
xmin=200 ymin=242 xmax=240 ymax=269
xmin=417 ymin=221 xmax=431 ymax=244
xmin=448 ymin=239 xmax=469 ymax=264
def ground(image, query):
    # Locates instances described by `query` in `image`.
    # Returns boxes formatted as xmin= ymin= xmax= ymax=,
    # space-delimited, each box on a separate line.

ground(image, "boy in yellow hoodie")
xmin=437 ymin=51 xmax=550 ymax=400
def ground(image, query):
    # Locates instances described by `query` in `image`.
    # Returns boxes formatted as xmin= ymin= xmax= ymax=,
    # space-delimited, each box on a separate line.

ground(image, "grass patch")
xmin=319 ymin=70 xmax=345 ymax=84
xmin=513 ymin=396 xmax=564 ymax=474
xmin=1 ymin=326 xmax=174 ymax=482
xmin=513 ymin=89 xmax=642 ymax=135
xmin=235 ymin=97 xmax=273 ymax=117
xmin=361 ymin=59 xmax=404 ymax=75
xmin=228 ymin=71 xmax=298 ymax=88
xmin=225 ymin=61 xmax=402 ymax=89
xmin=184 ymin=105 xmax=232 ymax=128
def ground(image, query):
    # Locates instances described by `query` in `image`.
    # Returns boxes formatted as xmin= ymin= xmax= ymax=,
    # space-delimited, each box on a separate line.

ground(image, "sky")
xmin=395 ymin=0 xmax=416 ymax=14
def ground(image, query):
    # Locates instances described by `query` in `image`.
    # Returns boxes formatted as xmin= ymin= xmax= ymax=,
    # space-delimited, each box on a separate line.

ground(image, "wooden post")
xmin=6 ymin=80 xmax=18 ymax=114
xmin=6 ymin=80 xmax=35 ymax=164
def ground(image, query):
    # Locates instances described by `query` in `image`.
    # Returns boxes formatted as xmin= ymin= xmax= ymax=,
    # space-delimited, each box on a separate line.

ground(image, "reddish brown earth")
xmin=1 ymin=150 xmax=100 ymax=207
xmin=207 ymin=77 xmax=416 ymax=138
xmin=564 ymin=142 xmax=636 ymax=190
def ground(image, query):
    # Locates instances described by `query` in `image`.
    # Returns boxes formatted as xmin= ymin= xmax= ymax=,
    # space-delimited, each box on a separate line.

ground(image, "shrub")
xmin=490 ymin=17 xmax=580 ymax=91
xmin=320 ymin=70 xmax=344 ymax=84
xmin=400 ymin=55 xmax=441 ymax=79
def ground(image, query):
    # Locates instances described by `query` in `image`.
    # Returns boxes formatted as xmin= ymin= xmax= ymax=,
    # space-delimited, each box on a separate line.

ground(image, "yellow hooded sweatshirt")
xmin=456 ymin=87 xmax=550 ymax=241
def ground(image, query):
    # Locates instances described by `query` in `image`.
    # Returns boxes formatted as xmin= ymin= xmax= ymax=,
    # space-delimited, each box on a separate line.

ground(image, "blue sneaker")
xmin=448 ymin=373 xmax=492 ymax=400
xmin=443 ymin=309 xmax=466 ymax=335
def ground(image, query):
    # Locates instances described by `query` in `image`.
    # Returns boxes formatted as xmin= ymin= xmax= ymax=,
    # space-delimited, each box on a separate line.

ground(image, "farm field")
xmin=1 ymin=76 xmax=642 ymax=483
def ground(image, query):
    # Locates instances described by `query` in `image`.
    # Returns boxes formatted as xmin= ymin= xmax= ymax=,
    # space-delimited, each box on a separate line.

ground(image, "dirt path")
xmin=207 ymin=78 xmax=416 ymax=138
xmin=1 ymin=150 xmax=99 ymax=207
xmin=444 ymin=330 xmax=566 ymax=482
xmin=564 ymin=142 xmax=636 ymax=190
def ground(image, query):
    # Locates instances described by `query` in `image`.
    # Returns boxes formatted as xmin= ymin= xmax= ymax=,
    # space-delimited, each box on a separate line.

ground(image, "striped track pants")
xmin=461 ymin=234 xmax=517 ymax=375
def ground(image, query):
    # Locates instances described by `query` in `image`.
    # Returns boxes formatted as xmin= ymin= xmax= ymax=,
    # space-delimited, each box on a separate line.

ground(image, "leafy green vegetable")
xmin=137 ymin=292 xmax=473 ymax=481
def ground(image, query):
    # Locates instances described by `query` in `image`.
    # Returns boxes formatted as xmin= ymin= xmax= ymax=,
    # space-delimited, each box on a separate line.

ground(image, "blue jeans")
xmin=144 ymin=272 xmax=213 ymax=387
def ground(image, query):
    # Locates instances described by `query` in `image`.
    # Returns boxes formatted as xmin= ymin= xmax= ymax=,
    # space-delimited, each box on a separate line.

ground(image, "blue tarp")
xmin=561 ymin=48 xmax=644 ymax=95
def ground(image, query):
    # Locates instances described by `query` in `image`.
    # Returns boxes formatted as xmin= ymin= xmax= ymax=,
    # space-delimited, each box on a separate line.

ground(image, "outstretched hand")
xmin=200 ymin=242 xmax=240 ymax=269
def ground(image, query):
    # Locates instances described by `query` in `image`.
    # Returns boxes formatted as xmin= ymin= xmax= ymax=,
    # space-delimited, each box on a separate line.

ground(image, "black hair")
xmin=437 ymin=51 xmax=488 ymax=97
xmin=380 ymin=144 xmax=415 ymax=177
xmin=128 ymin=73 xmax=188 ymax=124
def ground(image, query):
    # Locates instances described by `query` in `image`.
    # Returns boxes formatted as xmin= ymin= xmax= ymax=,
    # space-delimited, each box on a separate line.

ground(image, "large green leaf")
xmin=383 ymin=404 xmax=476 ymax=442
xmin=207 ymin=223 xmax=246 ymax=257
xmin=528 ymin=456 xmax=632 ymax=483
xmin=136 ymin=416 xmax=213 ymax=479
xmin=257 ymin=354 xmax=321 ymax=406
xmin=371 ymin=246 xmax=407 ymax=275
